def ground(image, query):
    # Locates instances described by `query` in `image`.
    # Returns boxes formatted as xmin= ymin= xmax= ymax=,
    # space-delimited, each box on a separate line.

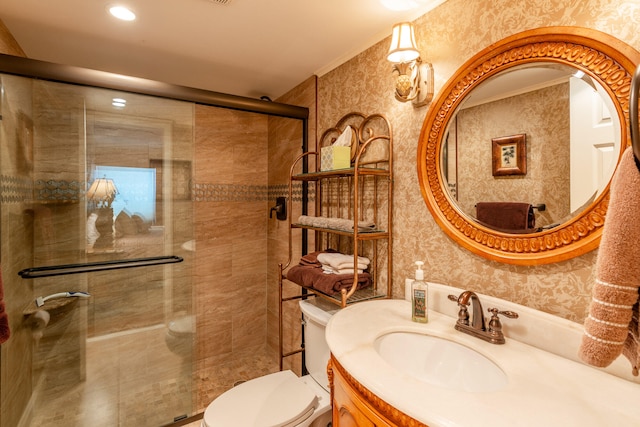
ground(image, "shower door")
xmin=0 ymin=75 xmax=195 ymax=427
xmin=0 ymin=57 xmax=309 ymax=426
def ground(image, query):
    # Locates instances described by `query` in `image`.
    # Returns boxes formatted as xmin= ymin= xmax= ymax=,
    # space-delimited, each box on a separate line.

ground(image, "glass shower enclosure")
xmin=0 ymin=54 xmax=308 ymax=427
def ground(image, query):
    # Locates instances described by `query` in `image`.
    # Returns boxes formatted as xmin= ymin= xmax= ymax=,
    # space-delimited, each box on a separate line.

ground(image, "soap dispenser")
xmin=411 ymin=261 xmax=428 ymax=323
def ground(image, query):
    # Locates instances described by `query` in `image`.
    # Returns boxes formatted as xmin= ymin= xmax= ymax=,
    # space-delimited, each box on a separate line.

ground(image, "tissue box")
xmin=320 ymin=146 xmax=351 ymax=171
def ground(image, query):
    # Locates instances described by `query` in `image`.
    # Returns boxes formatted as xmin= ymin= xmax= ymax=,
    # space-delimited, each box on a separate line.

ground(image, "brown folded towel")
xmin=286 ymin=264 xmax=322 ymax=287
xmin=286 ymin=264 xmax=371 ymax=296
xmin=0 ymin=267 xmax=10 ymax=344
xmin=579 ymin=147 xmax=640 ymax=376
xmin=299 ymin=251 xmax=323 ymax=266
xmin=312 ymin=271 xmax=371 ymax=295
xmin=476 ymin=202 xmax=534 ymax=231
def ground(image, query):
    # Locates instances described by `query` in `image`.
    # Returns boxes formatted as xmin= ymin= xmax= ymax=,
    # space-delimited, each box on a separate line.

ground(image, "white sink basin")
xmin=373 ymin=331 xmax=507 ymax=392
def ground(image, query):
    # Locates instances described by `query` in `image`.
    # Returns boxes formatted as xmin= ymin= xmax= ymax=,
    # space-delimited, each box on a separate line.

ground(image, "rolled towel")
xmin=330 ymin=218 xmax=376 ymax=231
xmin=297 ymin=215 xmax=376 ymax=232
xmin=579 ymin=147 xmax=640 ymax=376
xmin=325 ymin=217 xmax=376 ymax=231
xmin=297 ymin=215 xmax=321 ymax=227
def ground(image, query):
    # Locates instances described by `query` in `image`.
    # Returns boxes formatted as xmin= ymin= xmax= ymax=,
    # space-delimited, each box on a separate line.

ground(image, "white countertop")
xmin=326 ymin=298 xmax=640 ymax=427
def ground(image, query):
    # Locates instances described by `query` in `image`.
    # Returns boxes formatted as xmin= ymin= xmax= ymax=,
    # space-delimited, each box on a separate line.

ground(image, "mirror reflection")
xmin=441 ymin=63 xmax=621 ymax=233
xmin=86 ymin=111 xmax=172 ymax=253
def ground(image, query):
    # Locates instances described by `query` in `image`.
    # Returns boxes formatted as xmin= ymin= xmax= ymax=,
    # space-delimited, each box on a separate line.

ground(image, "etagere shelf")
xmin=278 ymin=112 xmax=393 ymax=368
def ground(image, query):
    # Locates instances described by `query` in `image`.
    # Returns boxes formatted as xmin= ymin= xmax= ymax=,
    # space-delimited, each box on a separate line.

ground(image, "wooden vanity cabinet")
xmin=329 ymin=356 xmax=428 ymax=427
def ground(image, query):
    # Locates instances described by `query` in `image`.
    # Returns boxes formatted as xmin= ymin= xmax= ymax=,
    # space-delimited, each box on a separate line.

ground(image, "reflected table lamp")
xmin=87 ymin=177 xmax=118 ymax=250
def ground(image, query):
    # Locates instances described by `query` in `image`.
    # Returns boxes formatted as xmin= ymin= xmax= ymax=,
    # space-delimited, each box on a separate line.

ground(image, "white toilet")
xmin=201 ymin=298 xmax=337 ymax=427
xmin=165 ymin=315 xmax=195 ymax=358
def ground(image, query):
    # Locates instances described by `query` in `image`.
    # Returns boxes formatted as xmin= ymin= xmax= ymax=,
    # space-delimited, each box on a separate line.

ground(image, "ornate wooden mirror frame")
xmin=418 ymin=27 xmax=640 ymax=265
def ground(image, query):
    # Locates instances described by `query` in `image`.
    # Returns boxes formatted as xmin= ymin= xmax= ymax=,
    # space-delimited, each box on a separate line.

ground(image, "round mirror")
xmin=418 ymin=27 xmax=640 ymax=265
xmin=444 ymin=63 xmax=621 ymax=230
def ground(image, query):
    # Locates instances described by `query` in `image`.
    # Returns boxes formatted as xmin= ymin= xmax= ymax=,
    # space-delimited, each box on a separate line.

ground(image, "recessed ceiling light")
xmin=108 ymin=5 xmax=136 ymax=21
xmin=112 ymin=98 xmax=127 ymax=107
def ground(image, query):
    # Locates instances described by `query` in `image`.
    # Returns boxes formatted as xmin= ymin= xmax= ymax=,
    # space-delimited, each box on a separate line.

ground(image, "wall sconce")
xmin=387 ymin=22 xmax=434 ymax=107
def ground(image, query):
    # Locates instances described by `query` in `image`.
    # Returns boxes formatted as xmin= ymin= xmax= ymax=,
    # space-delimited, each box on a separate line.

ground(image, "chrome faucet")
xmin=447 ymin=291 xmax=518 ymax=344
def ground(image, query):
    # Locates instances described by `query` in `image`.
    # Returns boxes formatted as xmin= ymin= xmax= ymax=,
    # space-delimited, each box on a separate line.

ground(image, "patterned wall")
xmin=318 ymin=0 xmax=640 ymax=323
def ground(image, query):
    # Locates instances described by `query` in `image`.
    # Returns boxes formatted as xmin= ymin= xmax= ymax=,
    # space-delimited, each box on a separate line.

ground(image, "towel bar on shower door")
xmin=18 ymin=255 xmax=183 ymax=279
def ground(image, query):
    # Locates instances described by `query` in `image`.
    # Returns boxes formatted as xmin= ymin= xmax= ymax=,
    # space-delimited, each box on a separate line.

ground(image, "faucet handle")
xmin=487 ymin=307 xmax=518 ymax=338
xmin=448 ymin=294 xmax=470 ymax=325
xmin=488 ymin=308 xmax=519 ymax=319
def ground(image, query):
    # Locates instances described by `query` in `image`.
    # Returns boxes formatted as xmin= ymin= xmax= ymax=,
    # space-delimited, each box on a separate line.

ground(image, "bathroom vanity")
xmin=330 ymin=357 xmax=423 ymax=427
xmin=326 ymin=283 xmax=640 ymax=427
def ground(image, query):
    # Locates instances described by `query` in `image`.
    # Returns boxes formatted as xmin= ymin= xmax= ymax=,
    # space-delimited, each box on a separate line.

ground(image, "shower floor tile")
xmin=28 ymin=326 xmax=279 ymax=427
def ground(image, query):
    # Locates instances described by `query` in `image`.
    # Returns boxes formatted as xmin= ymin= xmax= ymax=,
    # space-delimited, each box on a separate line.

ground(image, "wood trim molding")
xmin=330 ymin=356 xmax=428 ymax=427
xmin=417 ymin=26 xmax=640 ymax=265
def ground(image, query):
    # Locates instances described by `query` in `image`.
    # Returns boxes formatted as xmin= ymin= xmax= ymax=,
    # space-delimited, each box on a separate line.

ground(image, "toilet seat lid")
xmin=168 ymin=315 xmax=194 ymax=335
xmin=202 ymin=370 xmax=318 ymax=427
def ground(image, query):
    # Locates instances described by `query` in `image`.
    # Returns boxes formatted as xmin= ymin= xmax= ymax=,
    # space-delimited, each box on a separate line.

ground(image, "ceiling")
xmin=0 ymin=0 xmax=446 ymax=100
xmin=462 ymin=65 xmax=576 ymax=109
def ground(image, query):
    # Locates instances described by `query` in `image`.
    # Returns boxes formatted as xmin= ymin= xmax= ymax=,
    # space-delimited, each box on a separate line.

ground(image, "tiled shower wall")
xmin=192 ymin=100 xmax=314 ymax=409
xmin=0 ymin=21 xmax=32 ymax=427
xmin=268 ymin=76 xmax=317 ymax=374
xmin=193 ymin=105 xmax=270 ymax=409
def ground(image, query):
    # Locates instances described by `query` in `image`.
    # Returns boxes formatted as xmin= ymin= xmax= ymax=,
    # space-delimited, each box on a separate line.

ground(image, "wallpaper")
xmin=317 ymin=0 xmax=640 ymax=323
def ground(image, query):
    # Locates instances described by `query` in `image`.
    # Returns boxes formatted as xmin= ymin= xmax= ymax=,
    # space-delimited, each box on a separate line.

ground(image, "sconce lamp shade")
xmin=87 ymin=177 xmax=118 ymax=207
xmin=387 ymin=22 xmax=420 ymax=63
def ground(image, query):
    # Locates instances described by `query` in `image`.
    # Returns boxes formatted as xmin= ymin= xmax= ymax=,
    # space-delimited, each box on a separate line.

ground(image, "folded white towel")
xmin=334 ymin=262 xmax=368 ymax=270
xmin=321 ymin=265 xmax=365 ymax=275
xmin=317 ymin=252 xmax=370 ymax=272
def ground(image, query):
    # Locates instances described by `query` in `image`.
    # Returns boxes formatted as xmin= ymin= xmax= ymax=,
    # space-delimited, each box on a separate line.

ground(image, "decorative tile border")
xmin=35 ymin=179 xmax=83 ymax=203
xmin=0 ymin=175 xmax=315 ymax=204
xmin=267 ymin=183 xmax=314 ymax=203
xmin=193 ymin=182 xmax=314 ymax=203
xmin=0 ymin=175 xmax=33 ymax=203
xmin=192 ymin=183 xmax=269 ymax=202
xmin=1 ymin=176 xmax=85 ymax=204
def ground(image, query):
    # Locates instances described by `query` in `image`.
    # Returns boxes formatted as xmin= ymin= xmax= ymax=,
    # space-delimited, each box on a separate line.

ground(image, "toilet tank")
xmin=299 ymin=299 xmax=339 ymax=392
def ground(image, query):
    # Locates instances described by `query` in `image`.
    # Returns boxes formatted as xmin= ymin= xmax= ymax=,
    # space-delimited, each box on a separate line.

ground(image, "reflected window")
xmin=93 ymin=165 xmax=156 ymax=223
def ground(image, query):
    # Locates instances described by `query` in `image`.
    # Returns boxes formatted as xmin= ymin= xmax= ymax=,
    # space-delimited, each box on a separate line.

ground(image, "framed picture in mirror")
xmin=492 ymin=133 xmax=526 ymax=176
